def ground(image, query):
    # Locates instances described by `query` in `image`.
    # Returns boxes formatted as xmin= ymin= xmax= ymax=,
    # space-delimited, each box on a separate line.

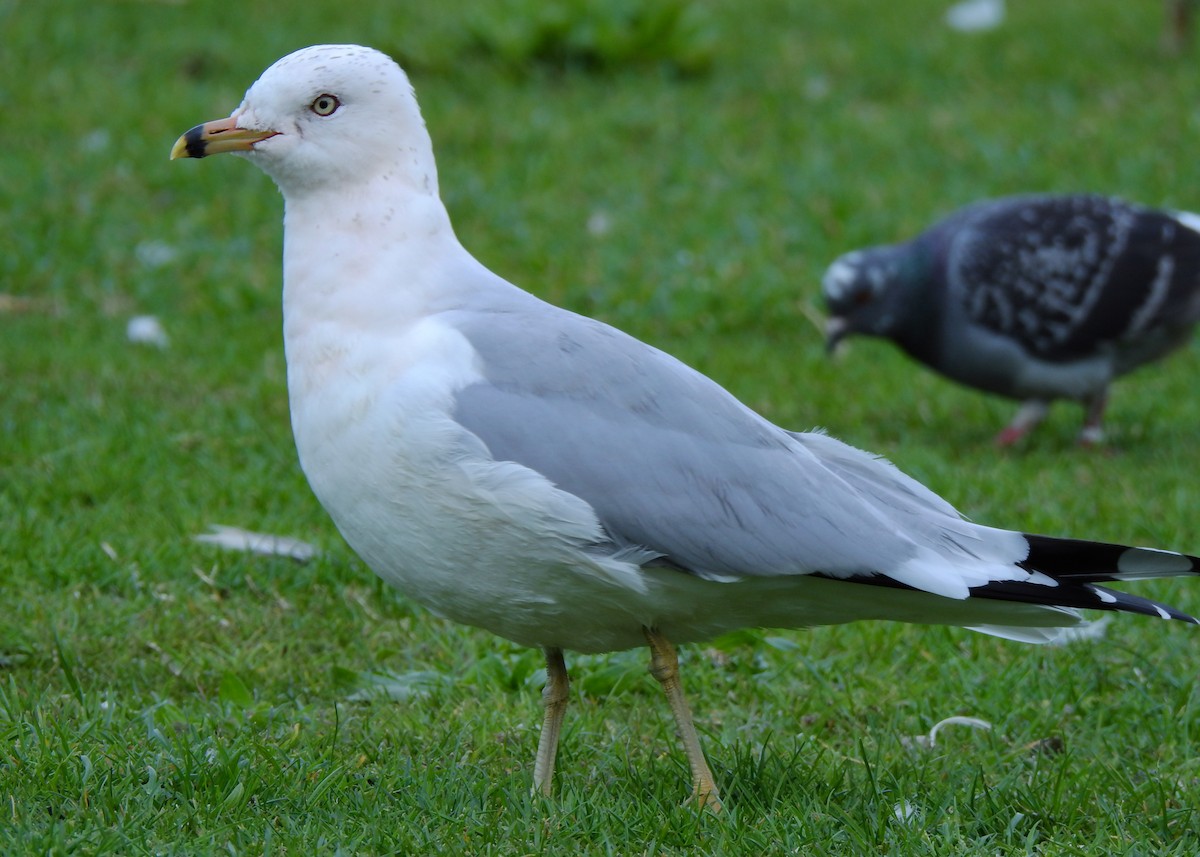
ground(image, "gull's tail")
xmin=967 ymin=534 xmax=1200 ymax=624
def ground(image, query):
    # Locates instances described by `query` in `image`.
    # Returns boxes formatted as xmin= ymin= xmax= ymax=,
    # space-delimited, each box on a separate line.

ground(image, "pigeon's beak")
xmin=170 ymin=116 xmax=279 ymax=160
xmin=824 ymin=316 xmax=849 ymax=355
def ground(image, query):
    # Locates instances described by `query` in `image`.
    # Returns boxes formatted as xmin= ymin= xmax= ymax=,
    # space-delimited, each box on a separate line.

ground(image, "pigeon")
xmin=172 ymin=47 xmax=1200 ymax=810
xmin=823 ymin=194 xmax=1200 ymax=446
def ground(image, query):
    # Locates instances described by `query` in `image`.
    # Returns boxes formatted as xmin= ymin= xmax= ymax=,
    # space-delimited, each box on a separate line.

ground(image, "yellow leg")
xmin=643 ymin=627 xmax=723 ymax=812
xmin=532 ymin=646 xmax=569 ymax=796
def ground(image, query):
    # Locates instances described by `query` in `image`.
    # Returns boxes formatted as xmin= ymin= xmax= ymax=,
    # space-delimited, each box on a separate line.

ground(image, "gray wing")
xmin=445 ymin=299 xmax=1015 ymax=584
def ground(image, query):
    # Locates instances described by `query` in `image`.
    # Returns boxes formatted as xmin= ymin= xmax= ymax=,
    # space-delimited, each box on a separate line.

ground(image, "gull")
xmin=823 ymin=194 xmax=1200 ymax=447
xmin=172 ymin=45 xmax=1200 ymax=810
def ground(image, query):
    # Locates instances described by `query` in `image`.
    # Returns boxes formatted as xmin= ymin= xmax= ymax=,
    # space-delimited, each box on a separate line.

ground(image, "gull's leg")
xmin=643 ymin=627 xmax=723 ymax=812
xmin=1078 ymin=391 xmax=1108 ymax=447
xmin=532 ymin=646 xmax=569 ymax=796
xmin=995 ymin=400 xmax=1049 ymax=447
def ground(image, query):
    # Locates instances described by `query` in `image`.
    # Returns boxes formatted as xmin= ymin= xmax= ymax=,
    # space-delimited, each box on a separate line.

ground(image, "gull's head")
xmin=171 ymin=45 xmax=436 ymax=197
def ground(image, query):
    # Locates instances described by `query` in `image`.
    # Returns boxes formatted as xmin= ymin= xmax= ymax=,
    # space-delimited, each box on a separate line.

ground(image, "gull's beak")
xmin=170 ymin=116 xmax=279 ymax=160
xmin=824 ymin=316 xmax=849 ymax=355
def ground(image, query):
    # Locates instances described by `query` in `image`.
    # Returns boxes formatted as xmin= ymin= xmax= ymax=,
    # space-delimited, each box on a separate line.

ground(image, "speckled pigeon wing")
xmin=944 ymin=196 xmax=1200 ymax=361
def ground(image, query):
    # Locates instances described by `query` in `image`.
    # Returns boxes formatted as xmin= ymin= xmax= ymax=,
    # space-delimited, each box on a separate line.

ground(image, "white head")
xmin=171 ymin=45 xmax=438 ymax=199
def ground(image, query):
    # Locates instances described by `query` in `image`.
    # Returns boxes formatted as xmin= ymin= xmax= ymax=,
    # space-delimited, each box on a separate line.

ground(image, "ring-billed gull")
xmin=823 ymin=194 xmax=1200 ymax=447
xmin=172 ymin=45 xmax=1200 ymax=810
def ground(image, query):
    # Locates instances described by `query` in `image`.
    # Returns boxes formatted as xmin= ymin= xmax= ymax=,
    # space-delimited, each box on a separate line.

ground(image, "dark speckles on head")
xmin=222 ymin=44 xmax=439 ymax=199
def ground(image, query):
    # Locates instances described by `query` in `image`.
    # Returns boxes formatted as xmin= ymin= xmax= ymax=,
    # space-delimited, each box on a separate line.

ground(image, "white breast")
xmin=285 ymin=312 xmax=656 ymax=647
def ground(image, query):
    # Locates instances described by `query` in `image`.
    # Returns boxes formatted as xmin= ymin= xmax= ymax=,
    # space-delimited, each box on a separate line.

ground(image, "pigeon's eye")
xmin=310 ymin=94 xmax=341 ymax=116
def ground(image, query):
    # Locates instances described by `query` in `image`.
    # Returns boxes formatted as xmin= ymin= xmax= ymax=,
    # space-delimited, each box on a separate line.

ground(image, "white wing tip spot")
xmin=1117 ymin=547 xmax=1194 ymax=576
xmin=1090 ymin=586 xmax=1118 ymax=604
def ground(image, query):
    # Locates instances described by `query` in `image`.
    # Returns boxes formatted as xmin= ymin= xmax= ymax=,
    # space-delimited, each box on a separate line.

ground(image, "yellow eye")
xmin=310 ymin=94 xmax=341 ymax=116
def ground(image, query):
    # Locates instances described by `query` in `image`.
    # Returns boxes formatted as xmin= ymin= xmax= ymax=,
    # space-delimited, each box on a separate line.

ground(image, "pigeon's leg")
xmin=995 ymin=400 xmax=1049 ymax=447
xmin=1078 ymin=391 xmax=1108 ymax=447
xmin=532 ymin=646 xmax=569 ymax=796
xmin=643 ymin=627 xmax=723 ymax=812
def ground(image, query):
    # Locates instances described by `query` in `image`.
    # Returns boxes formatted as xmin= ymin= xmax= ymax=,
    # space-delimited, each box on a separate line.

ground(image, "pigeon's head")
xmin=821 ymin=246 xmax=911 ymax=352
xmin=171 ymin=45 xmax=436 ymax=198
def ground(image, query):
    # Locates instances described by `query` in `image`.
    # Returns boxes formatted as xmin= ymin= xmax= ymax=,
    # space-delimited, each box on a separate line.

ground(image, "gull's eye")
xmin=310 ymin=94 xmax=341 ymax=116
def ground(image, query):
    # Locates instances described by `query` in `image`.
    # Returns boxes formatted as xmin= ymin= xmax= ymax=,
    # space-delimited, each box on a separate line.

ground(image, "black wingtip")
xmin=1083 ymin=583 xmax=1199 ymax=624
xmin=992 ymin=533 xmax=1200 ymax=625
xmin=1020 ymin=534 xmax=1200 ymax=583
xmin=962 ymin=578 xmax=1199 ymax=625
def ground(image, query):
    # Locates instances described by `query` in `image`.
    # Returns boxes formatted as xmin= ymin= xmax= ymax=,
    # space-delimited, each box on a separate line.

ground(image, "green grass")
xmin=3 ymin=0 xmax=1200 ymax=853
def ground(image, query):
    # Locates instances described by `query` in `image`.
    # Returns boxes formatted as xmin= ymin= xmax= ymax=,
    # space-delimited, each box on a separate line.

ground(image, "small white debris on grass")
xmin=135 ymin=240 xmax=179 ymax=269
xmin=193 ymin=525 xmax=318 ymax=562
xmin=945 ymin=0 xmax=1005 ymax=32
xmin=804 ymin=74 xmax=831 ymax=102
xmin=893 ymin=800 xmax=920 ymax=823
xmin=80 ymin=128 xmax=112 ymax=153
xmin=586 ymin=210 xmax=612 ymax=237
xmin=145 ymin=641 xmax=184 ymax=677
xmin=126 ymin=315 xmax=170 ymax=348
xmin=902 ymin=715 xmax=993 ymax=749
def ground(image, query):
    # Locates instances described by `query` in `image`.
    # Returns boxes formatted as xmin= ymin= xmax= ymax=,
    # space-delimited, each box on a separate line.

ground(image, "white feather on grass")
xmin=193 ymin=525 xmax=318 ymax=562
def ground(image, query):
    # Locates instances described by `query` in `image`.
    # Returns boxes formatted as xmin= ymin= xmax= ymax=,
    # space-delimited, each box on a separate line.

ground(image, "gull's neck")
xmin=278 ymin=171 xmax=480 ymax=430
xmin=280 ymin=172 xmax=467 ymax=331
